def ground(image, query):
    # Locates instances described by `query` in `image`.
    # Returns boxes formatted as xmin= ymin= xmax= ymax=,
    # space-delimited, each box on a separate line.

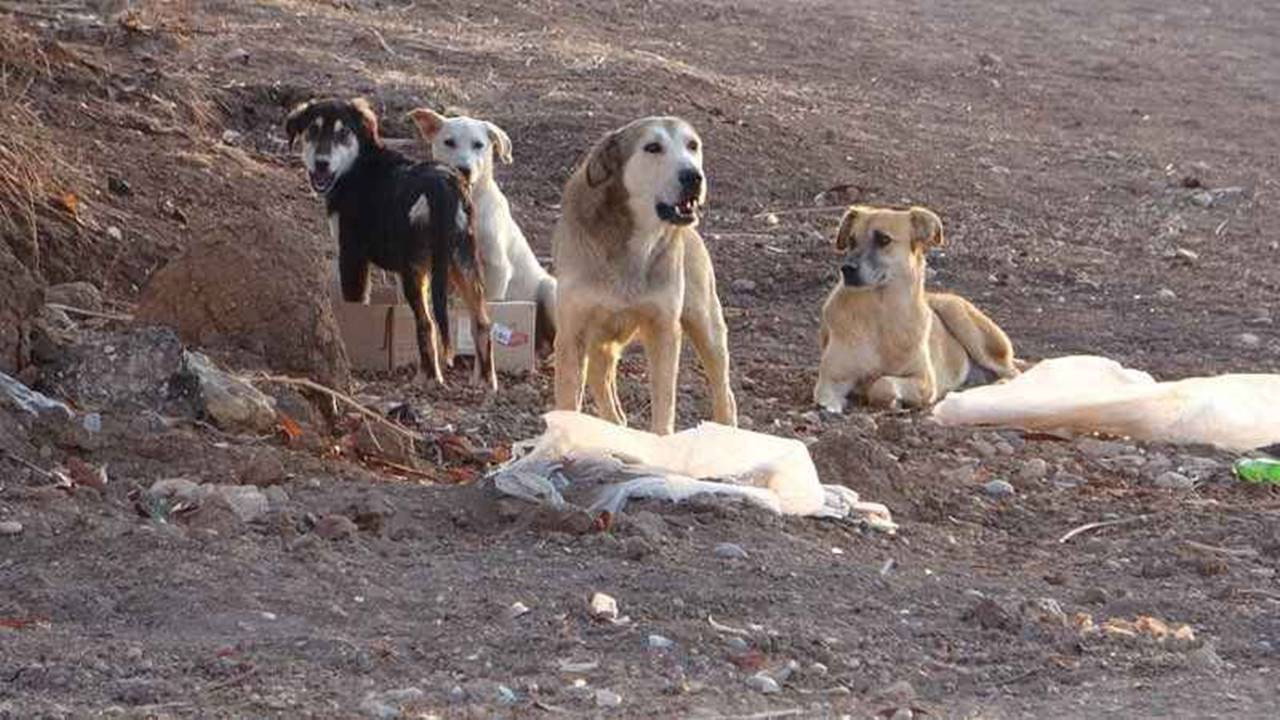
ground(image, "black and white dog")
xmin=285 ymin=97 xmax=495 ymax=389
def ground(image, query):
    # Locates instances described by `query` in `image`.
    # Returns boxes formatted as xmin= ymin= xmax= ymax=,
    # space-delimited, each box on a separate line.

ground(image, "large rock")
xmin=134 ymin=213 xmax=351 ymax=389
xmin=0 ymin=241 xmax=41 ymax=374
xmin=177 ymin=351 xmax=277 ymax=433
xmin=42 ymin=327 xmax=184 ymax=412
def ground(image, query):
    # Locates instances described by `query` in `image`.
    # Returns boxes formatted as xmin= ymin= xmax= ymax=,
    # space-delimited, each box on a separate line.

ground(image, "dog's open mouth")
xmin=309 ymin=168 xmax=335 ymax=194
xmin=656 ymin=197 xmax=700 ymax=226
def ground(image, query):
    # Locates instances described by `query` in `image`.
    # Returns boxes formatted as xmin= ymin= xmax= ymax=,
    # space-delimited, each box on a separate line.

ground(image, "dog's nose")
xmin=840 ymin=263 xmax=860 ymax=284
xmin=456 ymin=165 xmax=472 ymax=180
xmin=314 ymin=159 xmax=329 ymax=172
xmin=678 ymin=168 xmax=703 ymax=191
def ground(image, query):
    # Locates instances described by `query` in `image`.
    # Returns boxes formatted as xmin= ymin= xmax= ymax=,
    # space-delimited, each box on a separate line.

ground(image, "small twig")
xmin=707 ymin=614 xmax=752 ymax=637
xmin=0 ymin=449 xmax=55 ymax=478
xmin=248 ymin=373 xmax=424 ymax=445
xmin=45 ymin=302 xmax=133 ymax=322
xmin=1235 ymin=588 xmax=1280 ymax=602
xmin=369 ymin=27 xmax=397 ymax=57
xmin=1058 ymin=514 xmax=1153 ymax=544
xmin=204 ymin=667 xmax=257 ymax=693
xmin=1184 ymin=541 xmax=1258 ymax=558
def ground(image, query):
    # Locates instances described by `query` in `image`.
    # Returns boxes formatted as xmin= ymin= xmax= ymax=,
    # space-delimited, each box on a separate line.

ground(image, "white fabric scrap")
xmin=491 ymin=411 xmax=896 ymax=532
xmin=933 ymin=355 xmax=1280 ymax=451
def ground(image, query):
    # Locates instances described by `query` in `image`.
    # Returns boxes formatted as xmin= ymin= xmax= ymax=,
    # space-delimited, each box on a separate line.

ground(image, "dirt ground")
xmin=2 ymin=0 xmax=1279 ymax=718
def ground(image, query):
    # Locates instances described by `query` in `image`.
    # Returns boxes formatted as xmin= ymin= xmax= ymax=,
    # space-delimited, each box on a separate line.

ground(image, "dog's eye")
xmin=335 ymin=128 xmax=351 ymax=142
xmin=874 ymin=230 xmax=893 ymax=247
xmin=687 ymin=140 xmax=699 ymax=152
xmin=444 ymin=138 xmax=456 ymax=148
xmin=644 ymin=142 xmax=663 ymax=154
xmin=472 ymin=141 xmax=484 ymax=150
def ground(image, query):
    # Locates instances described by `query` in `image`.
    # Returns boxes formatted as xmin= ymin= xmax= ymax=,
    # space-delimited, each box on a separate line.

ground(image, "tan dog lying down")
xmin=814 ymin=205 xmax=1017 ymax=412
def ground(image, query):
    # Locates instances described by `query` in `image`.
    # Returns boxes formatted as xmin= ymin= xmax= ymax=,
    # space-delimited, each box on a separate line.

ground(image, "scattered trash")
xmin=495 ymin=684 xmax=518 ymax=705
xmin=507 ymin=601 xmax=531 ymax=620
xmin=490 ymin=412 xmax=896 ymax=530
xmin=1235 ymin=458 xmax=1280 ymax=485
xmin=935 ymin=355 xmax=1280 ymax=450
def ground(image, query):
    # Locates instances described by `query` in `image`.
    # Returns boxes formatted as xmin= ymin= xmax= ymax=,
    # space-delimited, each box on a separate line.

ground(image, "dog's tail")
xmin=429 ymin=233 xmax=452 ymax=361
xmin=928 ymin=293 xmax=1018 ymax=379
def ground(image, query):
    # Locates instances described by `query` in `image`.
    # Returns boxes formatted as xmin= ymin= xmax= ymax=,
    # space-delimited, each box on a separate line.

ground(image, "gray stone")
xmin=0 ymin=520 xmax=23 ymax=536
xmin=44 ymin=327 xmax=184 ymax=412
xmin=1237 ymin=333 xmax=1261 ymax=349
xmin=731 ymin=278 xmax=758 ymax=294
xmin=1018 ymin=458 xmax=1049 ymax=481
xmin=1186 ymin=644 xmax=1224 ymax=674
xmin=970 ymin=439 xmax=998 ymax=458
xmin=983 ymin=479 xmax=1015 ymax=499
xmin=1154 ymin=471 xmax=1195 ymax=490
xmin=313 ymin=514 xmax=358 ymax=541
xmin=179 ymin=351 xmax=276 ymax=432
xmin=1157 ymin=288 xmax=1177 ymax=301
xmin=594 ymin=688 xmax=623 ymax=707
xmin=648 ymin=634 xmax=674 ymax=650
xmin=745 ymin=673 xmax=780 ymax=694
xmin=714 ymin=542 xmax=749 ymax=560
xmin=263 ymin=486 xmax=289 ymax=511
xmin=1189 ymin=191 xmax=1215 ymax=208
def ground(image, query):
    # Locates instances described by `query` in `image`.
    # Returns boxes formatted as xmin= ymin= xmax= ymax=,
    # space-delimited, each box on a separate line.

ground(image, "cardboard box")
xmin=330 ymin=281 xmax=537 ymax=374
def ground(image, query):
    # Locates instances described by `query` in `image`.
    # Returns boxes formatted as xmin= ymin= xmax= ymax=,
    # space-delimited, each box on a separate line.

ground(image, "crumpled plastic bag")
xmin=490 ymin=411 xmax=896 ymax=531
xmin=933 ymin=355 xmax=1280 ymax=451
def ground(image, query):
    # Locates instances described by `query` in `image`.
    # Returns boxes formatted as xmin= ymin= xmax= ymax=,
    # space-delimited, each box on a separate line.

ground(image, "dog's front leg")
xmin=586 ymin=343 xmax=626 ymax=426
xmin=553 ymin=312 xmax=588 ymax=413
xmin=643 ymin=321 xmax=682 ymax=436
xmin=401 ymin=270 xmax=445 ymax=386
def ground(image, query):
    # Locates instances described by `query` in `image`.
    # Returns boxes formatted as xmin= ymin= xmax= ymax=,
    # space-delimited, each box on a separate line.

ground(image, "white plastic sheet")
xmin=933 ymin=355 xmax=1280 ymax=451
xmin=492 ymin=411 xmax=895 ymax=531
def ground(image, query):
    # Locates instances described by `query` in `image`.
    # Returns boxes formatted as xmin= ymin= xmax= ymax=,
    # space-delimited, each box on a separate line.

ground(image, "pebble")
xmin=890 ymin=709 xmax=914 ymax=720
xmin=648 ymin=634 xmax=674 ymax=650
xmin=107 ymin=175 xmax=132 ymax=196
xmin=731 ymin=278 xmax=758 ymax=293
xmin=496 ymin=685 xmax=518 ymax=705
xmin=1018 ymin=458 xmax=1049 ymax=481
xmin=594 ymin=688 xmax=623 ymax=707
xmin=1156 ymin=287 xmax=1177 ymax=300
xmin=745 ymin=673 xmax=781 ymax=694
xmin=1052 ymin=472 xmax=1086 ymax=489
xmin=763 ymin=213 xmax=780 ymax=226
xmin=714 ymin=542 xmax=749 ymax=560
xmin=1076 ymin=437 xmax=1134 ymax=459
xmin=1154 ymin=471 xmax=1195 ymax=490
xmin=970 ymin=439 xmax=997 ymax=458
xmin=1189 ymin=191 xmax=1215 ymax=208
xmin=983 ymin=479 xmax=1015 ymax=499
xmin=313 ymin=514 xmax=358 ymax=540
xmin=1174 ymin=247 xmax=1199 ymax=262
xmin=106 ymin=226 xmax=124 ymax=242
xmin=0 ymin=521 xmax=22 ymax=536
xmin=994 ymin=441 xmax=1015 ymax=456
xmin=1186 ymin=644 xmax=1224 ymax=674
xmin=1237 ymin=333 xmax=1261 ymax=349
xmin=725 ymin=636 xmax=750 ymax=652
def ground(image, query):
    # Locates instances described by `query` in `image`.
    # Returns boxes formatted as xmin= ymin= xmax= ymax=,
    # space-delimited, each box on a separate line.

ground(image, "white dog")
xmin=408 ymin=109 xmax=557 ymax=354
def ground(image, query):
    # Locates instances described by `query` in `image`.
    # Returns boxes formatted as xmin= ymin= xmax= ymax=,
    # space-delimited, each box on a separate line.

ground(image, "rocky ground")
xmin=1 ymin=1 xmax=1278 ymax=718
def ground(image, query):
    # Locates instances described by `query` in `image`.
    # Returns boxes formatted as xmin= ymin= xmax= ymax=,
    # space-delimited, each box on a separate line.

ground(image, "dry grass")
xmin=0 ymin=16 xmax=88 ymax=278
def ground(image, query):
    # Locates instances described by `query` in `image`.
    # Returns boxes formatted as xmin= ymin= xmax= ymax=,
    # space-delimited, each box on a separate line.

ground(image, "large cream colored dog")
xmin=814 ymin=205 xmax=1017 ymax=412
xmin=552 ymin=117 xmax=737 ymax=435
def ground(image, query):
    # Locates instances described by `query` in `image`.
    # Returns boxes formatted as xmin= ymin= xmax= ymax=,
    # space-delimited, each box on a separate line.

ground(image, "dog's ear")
xmin=909 ymin=206 xmax=944 ymax=248
xmin=585 ymin=130 xmax=623 ymax=188
xmin=284 ymin=100 xmax=314 ymax=150
xmin=835 ymin=205 xmax=865 ymax=250
xmin=350 ymin=97 xmax=382 ymax=145
xmin=407 ymin=108 xmax=446 ymax=140
xmin=486 ymin=122 xmax=513 ymax=164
